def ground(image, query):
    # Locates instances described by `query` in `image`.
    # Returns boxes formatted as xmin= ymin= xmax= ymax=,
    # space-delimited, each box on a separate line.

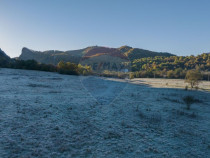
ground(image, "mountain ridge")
xmin=0 ymin=48 xmax=10 ymax=59
xmin=0 ymin=48 xmax=11 ymax=67
xmin=19 ymin=46 xmax=175 ymax=65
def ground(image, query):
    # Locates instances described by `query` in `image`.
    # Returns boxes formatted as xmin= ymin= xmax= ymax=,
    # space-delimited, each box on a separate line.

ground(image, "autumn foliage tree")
xmin=57 ymin=61 xmax=92 ymax=75
xmin=185 ymin=70 xmax=202 ymax=88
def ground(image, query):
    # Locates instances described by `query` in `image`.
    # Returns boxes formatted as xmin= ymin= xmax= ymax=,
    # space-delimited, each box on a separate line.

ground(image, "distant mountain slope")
xmin=0 ymin=48 xmax=10 ymax=59
xmin=19 ymin=47 xmax=86 ymax=65
xmin=126 ymin=48 xmax=173 ymax=60
xmin=19 ymin=46 xmax=175 ymax=65
xmin=0 ymin=48 xmax=10 ymax=67
xmin=118 ymin=46 xmax=173 ymax=61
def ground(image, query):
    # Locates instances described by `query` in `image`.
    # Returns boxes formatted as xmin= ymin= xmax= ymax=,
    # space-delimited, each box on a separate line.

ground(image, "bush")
xmin=183 ymin=96 xmax=200 ymax=110
xmin=129 ymin=72 xmax=134 ymax=79
xmin=100 ymin=70 xmax=128 ymax=79
xmin=185 ymin=85 xmax=188 ymax=91
xmin=167 ymin=70 xmax=174 ymax=78
xmin=83 ymin=70 xmax=88 ymax=76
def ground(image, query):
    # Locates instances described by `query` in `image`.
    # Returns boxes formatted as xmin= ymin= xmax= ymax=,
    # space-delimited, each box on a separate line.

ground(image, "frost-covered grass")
xmin=0 ymin=68 xmax=210 ymax=158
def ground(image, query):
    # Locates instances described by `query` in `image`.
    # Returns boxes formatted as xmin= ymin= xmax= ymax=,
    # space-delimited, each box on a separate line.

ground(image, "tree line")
xmin=0 ymin=53 xmax=209 ymax=81
xmin=0 ymin=59 xmax=92 ymax=76
xmin=130 ymin=53 xmax=210 ymax=80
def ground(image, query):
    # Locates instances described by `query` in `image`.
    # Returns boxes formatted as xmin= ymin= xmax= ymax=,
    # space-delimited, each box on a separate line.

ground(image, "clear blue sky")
xmin=0 ymin=0 xmax=210 ymax=57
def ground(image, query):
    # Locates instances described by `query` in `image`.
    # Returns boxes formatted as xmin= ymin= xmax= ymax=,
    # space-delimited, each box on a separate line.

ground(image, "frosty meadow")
xmin=0 ymin=68 xmax=209 ymax=157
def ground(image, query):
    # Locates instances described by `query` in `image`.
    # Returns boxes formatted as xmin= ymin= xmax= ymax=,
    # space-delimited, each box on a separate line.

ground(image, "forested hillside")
xmin=131 ymin=53 xmax=210 ymax=79
xmin=118 ymin=46 xmax=173 ymax=61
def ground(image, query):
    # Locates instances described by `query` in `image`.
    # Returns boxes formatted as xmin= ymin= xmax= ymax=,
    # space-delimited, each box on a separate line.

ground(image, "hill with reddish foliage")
xmin=82 ymin=47 xmax=128 ymax=60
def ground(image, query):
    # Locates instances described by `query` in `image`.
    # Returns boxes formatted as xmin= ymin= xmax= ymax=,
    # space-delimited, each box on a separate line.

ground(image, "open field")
xmin=0 ymin=68 xmax=210 ymax=158
xmin=130 ymin=78 xmax=210 ymax=91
